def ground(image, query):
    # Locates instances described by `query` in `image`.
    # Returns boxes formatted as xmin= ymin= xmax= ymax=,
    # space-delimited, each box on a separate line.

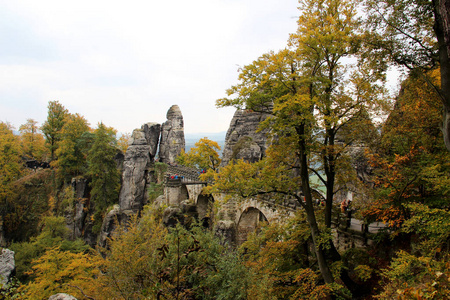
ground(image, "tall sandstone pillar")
xmin=159 ymin=105 xmax=185 ymax=164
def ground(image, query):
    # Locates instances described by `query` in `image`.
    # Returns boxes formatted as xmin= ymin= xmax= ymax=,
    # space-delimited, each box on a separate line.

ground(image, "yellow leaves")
xmin=117 ymin=132 xmax=131 ymax=153
xmin=21 ymin=247 xmax=102 ymax=300
xmin=176 ymin=137 xmax=221 ymax=170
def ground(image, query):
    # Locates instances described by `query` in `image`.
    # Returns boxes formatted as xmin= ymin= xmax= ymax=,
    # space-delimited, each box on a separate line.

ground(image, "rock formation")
xmin=48 ymin=294 xmax=78 ymax=300
xmin=99 ymin=106 xmax=187 ymax=246
xmin=221 ymin=109 xmax=272 ymax=166
xmin=0 ymin=248 xmax=15 ymax=288
xmin=159 ymin=105 xmax=185 ymax=164
xmin=119 ymin=123 xmax=161 ymax=212
xmin=98 ymin=204 xmax=135 ymax=248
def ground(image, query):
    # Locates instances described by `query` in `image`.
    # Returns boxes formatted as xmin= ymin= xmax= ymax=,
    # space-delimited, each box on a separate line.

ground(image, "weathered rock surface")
xmin=159 ymin=105 xmax=185 ymax=164
xmin=221 ymin=109 xmax=271 ymax=166
xmin=48 ymin=294 xmax=77 ymax=300
xmin=119 ymin=143 xmax=152 ymax=211
xmin=130 ymin=122 xmax=161 ymax=159
xmin=162 ymin=206 xmax=184 ymax=227
xmin=69 ymin=178 xmax=90 ymax=240
xmin=98 ymin=205 xmax=120 ymax=248
xmin=215 ymin=220 xmax=236 ymax=246
xmin=98 ymin=122 xmax=161 ymax=247
xmin=0 ymin=248 xmax=14 ymax=287
xmin=98 ymin=205 xmax=135 ymax=248
xmin=66 ymin=178 xmax=97 ymax=247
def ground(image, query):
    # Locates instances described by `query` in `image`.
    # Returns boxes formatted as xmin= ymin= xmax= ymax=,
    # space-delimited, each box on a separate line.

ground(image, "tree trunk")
xmin=434 ymin=0 xmax=450 ymax=151
xmin=325 ymin=165 xmax=335 ymax=229
xmin=297 ymin=125 xmax=334 ymax=284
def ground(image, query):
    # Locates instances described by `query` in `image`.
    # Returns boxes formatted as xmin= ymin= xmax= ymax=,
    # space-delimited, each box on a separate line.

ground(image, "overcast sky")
xmin=0 ymin=0 xmax=300 ymax=134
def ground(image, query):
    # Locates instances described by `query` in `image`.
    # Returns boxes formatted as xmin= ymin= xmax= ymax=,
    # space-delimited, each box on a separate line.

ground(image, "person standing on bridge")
xmin=346 ymin=200 xmax=352 ymax=227
xmin=340 ymin=199 xmax=348 ymax=213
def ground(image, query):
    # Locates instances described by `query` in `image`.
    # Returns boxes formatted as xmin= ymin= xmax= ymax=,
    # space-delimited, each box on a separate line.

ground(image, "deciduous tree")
xmin=19 ymin=118 xmax=46 ymax=161
xmin=54 ymin=113 xmax=90 ymax=181
xmin=0 ymin=122 xmax=23 ymax=200
xmin=20 ymin=247 xmax=101 ymax=300
xmin=177 ymin=137 xmax=221 ymax=170
xmin=363 ymin=70 xmax=450 ymax=230
xmin=364 ymin=0 xmax=450 ymax=151
xmin=212 ymin=0 xmax=385 ymax=288
xmin=41 ymin=101 xmax=68 ymax=161
xmin=117 ymin=132 xmax=131 ymax=153
xmin=0 ymin=122 xmax=24 ymax=243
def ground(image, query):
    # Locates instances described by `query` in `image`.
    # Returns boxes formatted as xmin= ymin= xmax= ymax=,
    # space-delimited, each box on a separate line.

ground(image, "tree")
xmin=363 ymin=70 xmax=450 ymax=230
xmin=240 ymin=213 xmax=334 ymax=299
xmin=54 ymin=113 xmax=90 ymax=181
xmin=364 ymin=0 xmax=450 ymax=151
xmin=375 ymin=204 xmax=450 ymax=299
xmin=98 ymin=208 xmax=256 ymax=299
xmin=41 ymin=101 xmax=69 ymax=161
xmin=211 ymin=0 xmax=385 ymax=287
xmin=10 ymin=215 xmax=89 ymax=282
xmin=0 ymin=122 xmax=23 ymax=200
xmin=117 ymin=132 xmax=131 ymax=153
xmin=0 ymin=122 xmax=24 ymax=241
xmin=19 ymin=118 xmax=46 ymax=161
xmin=20 ymin=247 xmax=101 ymax=300
xmin=177 ymin=138 xmax=221 ymax=170
xmin=86 ymin=123 xmax=120 ymax=233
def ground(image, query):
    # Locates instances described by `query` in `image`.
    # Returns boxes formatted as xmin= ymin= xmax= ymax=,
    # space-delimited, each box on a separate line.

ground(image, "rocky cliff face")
xmin=159 ymin=105 xmax=185 ymax=164
xmin=99 ymin=107 xmax=187 ymax=247
xmin=69 ymin=178 xmax=93 ymax=244
xmin=0 ymin=248 xmax=15 ymax=288
xmin=119 ymin=122 xmax=161 ymax=212
xmin=221 ymin=109 xmax=272 ymax=166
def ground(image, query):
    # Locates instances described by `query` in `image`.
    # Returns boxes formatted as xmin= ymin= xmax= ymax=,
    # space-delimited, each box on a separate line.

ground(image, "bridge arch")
xmin=196 ymin=193 xmax=214 ymax=228
xmin=236 ymin=207 xmax=268 ymax=246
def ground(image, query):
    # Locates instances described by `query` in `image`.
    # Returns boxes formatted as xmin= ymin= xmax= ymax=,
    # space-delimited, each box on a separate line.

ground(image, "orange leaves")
xmin=364 ymin=71 xmax=450 ymax=231
xmin=362 ymin=198 xmax=406 ymax=229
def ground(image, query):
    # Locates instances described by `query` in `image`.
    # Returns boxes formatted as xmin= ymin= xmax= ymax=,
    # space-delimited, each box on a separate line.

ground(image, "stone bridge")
xmin=161 ymin=165 xmax=383 ymax=248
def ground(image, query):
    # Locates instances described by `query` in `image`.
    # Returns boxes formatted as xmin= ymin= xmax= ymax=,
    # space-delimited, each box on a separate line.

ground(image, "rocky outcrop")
xmin=119 ymin=144 xmax=151 ymax=211
xmin=130 ymin=122 xmax=161 ymax=159
xmin=215 ymin=220 xmax=236 ymax=246
xmin=0 ymin=248 xmax=14 ymax=288
xmin=98 ymin=205 xmax=121 ymax=248
xmin=98 ymin=205 xmax=135 ymax=248
xmin=162 ymin=200 xmax=197 ymax=228
xmin=221 ymin=109 xmax=271 ymax=166
xmin=159 ymin=105 xmax=185 ymax=164
xmin=48 ymin=294 xmax=77 ymax=300
xmin=98 ymin=122 xmax=163 ymax=247
xmin=69 ymin=178 xmax=90 ymax=241
xmin=119 ymin=123 xmax=161 ymax=212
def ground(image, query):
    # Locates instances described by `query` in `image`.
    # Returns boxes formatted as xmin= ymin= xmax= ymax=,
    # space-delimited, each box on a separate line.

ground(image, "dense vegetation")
xmin=1 ymin=0 xmax=450 ymax=299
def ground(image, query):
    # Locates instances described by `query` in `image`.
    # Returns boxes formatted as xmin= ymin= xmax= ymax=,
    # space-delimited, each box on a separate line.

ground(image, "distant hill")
xmin=185 ymin=131 xmax=226 ymax=154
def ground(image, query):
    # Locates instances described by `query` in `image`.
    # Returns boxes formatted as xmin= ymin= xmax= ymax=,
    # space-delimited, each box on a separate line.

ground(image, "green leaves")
xmin=54 ymin=113 xmax=91 ymax=181
xmin=41 ymin=101 xmax=69 ymax=161
xmin=87 ymin=123 xmax=120 ymax=233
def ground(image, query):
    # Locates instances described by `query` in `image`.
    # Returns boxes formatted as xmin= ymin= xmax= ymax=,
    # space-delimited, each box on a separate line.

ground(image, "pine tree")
xmin=87 ymin=123 xmax=120 ymax=232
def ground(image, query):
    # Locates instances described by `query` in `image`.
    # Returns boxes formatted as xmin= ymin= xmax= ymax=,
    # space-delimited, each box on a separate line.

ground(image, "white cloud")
xmin=0 ymin=0 xmax=299 ymax=133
